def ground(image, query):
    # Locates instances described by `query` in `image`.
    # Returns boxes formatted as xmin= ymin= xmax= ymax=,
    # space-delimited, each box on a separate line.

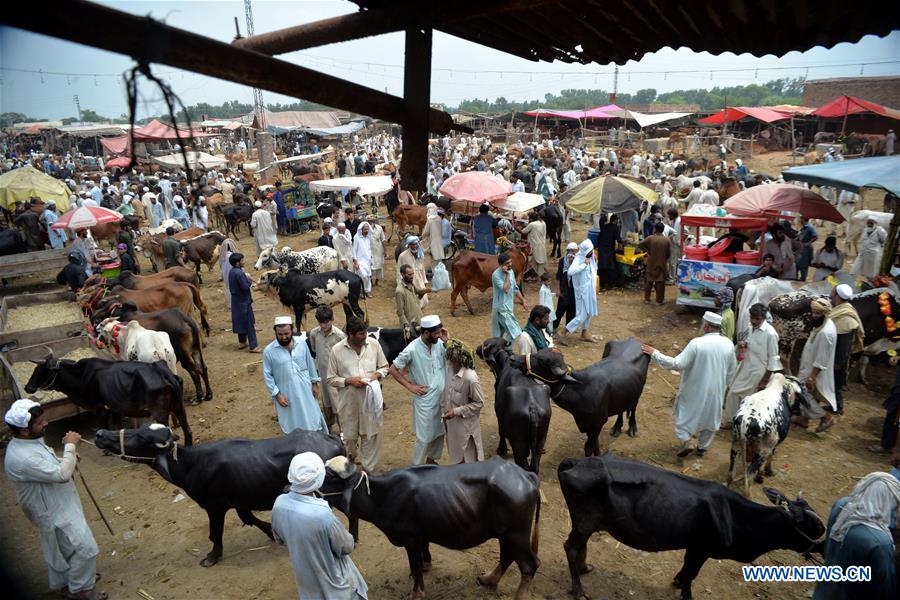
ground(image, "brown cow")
xmin=450 ymin=247 xmax=529 ymax=316
xmin=204 ymin=193 xmax=226 ymax=229
xmin=391 ymin=204 xmax=427 ymax=237
xmin=719 ymin=177 xmax=741 ymax=200
xmin=101 ymin=266 xmax=200 ymax=289
xmin=182 ymin=231 xmax=227 ymax=283
xmin=80 ymin=280 xmax=210 ymax=336
xmin=135 ymin=227 xmax=203 ymax=272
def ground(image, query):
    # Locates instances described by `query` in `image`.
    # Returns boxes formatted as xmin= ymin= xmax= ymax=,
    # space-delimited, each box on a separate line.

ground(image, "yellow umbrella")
xmin=560 ymin=175 xmax=656 ymax=215
xmin=0 ymin=165 xmax=72 ymax=210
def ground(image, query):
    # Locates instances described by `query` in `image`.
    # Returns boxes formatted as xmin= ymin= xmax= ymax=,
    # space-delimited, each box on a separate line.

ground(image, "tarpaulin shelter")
xmin=255 ymin=109 xmax=341 ymax=133
xmin=101 ymin=119 xmax=214 ymax=156
xmin=782 ymin=155 xmax=900 ymax=196
xmin=491 ymin=192 xmax=545 ymax=216
xmin=308 ymin=176 xmax=393 ymax=196
xmin=697 ymin=107 xmax=793 ymax=125
xmin=0 ymin=165 xmax=72 ymax=210
xmin=560 ymin=175 xmax=656 ymax=215
xmin=152 ymin=152 xmax=228 ymax=170
xmin=812 ymin=95 xmax=900 ymax=120
xmin=303 ymin=121 xmax=367 ymax=136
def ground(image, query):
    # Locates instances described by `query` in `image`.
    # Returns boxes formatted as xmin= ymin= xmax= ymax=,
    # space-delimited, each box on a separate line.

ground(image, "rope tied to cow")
xmin=523 ymin=352 xmax=573 ymax=385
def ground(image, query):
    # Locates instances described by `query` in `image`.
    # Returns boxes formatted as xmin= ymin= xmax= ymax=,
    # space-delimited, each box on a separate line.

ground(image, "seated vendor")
xmin=707 ymin=227 xmax=749 ymax=254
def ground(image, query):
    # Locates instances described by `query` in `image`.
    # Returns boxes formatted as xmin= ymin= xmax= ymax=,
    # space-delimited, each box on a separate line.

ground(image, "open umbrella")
xmin=51 ymin=205 xmax=122 ymax=230
xmin=723 ymin=184 xmax=845 ymax=223
xmin=438 ymin=171 xmax=512 ymax=204
xmin=491 ymin=192 xmax=545 ymax=215
xmin=559 ymin=175 xmax=656 ymax=215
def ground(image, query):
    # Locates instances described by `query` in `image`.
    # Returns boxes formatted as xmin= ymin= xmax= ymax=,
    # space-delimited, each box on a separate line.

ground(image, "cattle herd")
xmin=6 ymin=187 xmax=898 ymax=600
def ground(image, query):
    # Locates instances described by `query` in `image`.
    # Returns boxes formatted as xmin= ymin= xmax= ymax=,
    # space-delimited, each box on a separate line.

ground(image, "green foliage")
xmin=453 ymin=77 xmax=804 ymax=113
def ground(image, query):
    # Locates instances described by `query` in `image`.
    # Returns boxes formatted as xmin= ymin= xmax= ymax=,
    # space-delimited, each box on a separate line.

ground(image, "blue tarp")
xmin=782 ymin=155 xmax=900 ymax=196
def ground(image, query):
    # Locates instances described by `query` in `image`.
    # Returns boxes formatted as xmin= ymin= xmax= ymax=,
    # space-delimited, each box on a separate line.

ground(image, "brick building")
xmin=802 ymin=76 xmax=900 ymax=108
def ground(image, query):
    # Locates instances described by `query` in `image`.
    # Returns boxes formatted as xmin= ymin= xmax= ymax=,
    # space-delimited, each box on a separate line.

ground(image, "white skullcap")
xmin=702 ymin=311 xmax=723 ymax=326
xmin=420 ymin=314 xmax=441 ymax=329
xmin=143 ymin=186 xmax=149 ymax=192
xmin=287 ymin=452 xmax=325 ymax=494
xmin=173 ymin=195 xmax=183 ymax=203
xmin=835 ymin=284 xmax=854 ymax=300
xmin=5 ymin=399 xmax=40 ymax=428
xmin=254 ymin=200 xmax=262 ymax=208
xmin=566 ymin=242 xmax=578 ymax=251
xmin=274 ymin=316 xmax=293 ymax=327
xmin=324 ymin=217 xmax=333 ymax=223
xmin=123 ymin=194 xmax=133 ymax=202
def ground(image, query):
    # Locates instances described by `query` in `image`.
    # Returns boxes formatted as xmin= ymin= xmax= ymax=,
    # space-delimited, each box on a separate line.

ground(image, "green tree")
xmin=633 ymin=88 xmax=657 ymax=104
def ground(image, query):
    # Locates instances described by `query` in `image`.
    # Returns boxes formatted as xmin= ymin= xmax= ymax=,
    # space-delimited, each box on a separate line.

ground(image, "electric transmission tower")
xmin=244 ymin=0 xmax=266 ymax=129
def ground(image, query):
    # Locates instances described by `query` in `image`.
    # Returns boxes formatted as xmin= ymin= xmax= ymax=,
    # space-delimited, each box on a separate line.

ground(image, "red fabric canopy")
xmin=521 ymin=104 xmax=621 ymax=120
xmin=812 ymin=95 xmax=900 ymax=120
xmin=723 ymin=184 xmax=845 ymax=223
xmin=698 ymin=106 xmax=792 ymax=125
xmin=680 ymin=214 xmax=769 ymax=229
xmin=101 ymin=135 xmax=130 ymax=156
xmin=133 ymin=119 xmax=214 ymax=140
xmin=104 ymin=156 xmax=132 ymax=168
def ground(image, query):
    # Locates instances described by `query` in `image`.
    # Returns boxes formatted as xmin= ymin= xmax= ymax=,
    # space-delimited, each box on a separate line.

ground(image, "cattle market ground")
xmin=1 ymin=152 xmax=896 ymax=600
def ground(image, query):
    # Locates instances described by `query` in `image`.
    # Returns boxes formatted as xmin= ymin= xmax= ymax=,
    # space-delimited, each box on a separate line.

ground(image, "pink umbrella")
xmin=51 ymin=205 xmax=123 ymax=230
xmin=438 ymin=171 xmax=512 ymax=204
xmin=105 ymin=156 xmax=132 ymax=168
xmin=723 ymin=184 xmax=845 ymax=223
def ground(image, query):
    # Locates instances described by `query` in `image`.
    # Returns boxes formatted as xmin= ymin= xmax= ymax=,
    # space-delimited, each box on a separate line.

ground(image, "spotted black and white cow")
xmin=253 ymin=245 xmax=339 ymax=274
xmin=768 ymin=287 xmax=900 ymax=381
xmin=255 ymin=268 xmax=366 ymax=325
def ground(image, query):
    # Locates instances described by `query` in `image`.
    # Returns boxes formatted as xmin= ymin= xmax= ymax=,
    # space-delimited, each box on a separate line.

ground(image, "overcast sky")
xmin=1 ymin=1 xmax=898 ymax=120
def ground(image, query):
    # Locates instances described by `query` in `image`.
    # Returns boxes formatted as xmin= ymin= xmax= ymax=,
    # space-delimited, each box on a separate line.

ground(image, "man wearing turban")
xmin=791 ymin=298 xmax=837 ymax=433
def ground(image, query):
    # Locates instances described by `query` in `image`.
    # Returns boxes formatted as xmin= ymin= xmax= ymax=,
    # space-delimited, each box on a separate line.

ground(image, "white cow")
xmin=675 ymin=174 xmax=711 ymax=193
xmin=95 ymin=319 xmax=177 ymax=372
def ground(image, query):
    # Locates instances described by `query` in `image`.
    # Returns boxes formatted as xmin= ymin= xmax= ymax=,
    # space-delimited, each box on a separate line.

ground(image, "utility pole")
xmin=73 ymin=94 xmax=83 ymax=124
xmin=610 ymin=65 xmax=618 ymax=104
xmin=242 ymin=0 xmax=266 ymax=130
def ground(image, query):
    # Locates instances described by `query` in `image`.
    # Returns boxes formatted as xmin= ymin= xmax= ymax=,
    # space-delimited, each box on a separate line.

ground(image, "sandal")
xmin=815 ymin=418 xmax=835 ymax=433
xmin=248 ymin=347 xmax=262 ymax=354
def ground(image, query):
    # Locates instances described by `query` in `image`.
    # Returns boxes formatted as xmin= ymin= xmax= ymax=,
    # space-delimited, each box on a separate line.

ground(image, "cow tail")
xmin=531 ymin=481 xmax=541 ymax=555
xmin=188 ymin=284 xmax=211 ymax=336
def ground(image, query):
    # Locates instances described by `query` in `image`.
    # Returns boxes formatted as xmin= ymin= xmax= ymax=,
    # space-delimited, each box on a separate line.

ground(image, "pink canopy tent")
xmin=439 ymin=171 xmax=511 ymax=203
xmin=521 ymin=104 xmax=622 ymax=120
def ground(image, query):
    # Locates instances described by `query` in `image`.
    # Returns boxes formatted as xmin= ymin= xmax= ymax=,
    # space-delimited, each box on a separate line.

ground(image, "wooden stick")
xmin=76 ymin=466 xmax=115 ymax=536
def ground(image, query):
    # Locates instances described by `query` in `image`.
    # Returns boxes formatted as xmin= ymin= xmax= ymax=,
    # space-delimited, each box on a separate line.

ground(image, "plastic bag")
xmin=431 ymin=262 xmax=451 ymax=292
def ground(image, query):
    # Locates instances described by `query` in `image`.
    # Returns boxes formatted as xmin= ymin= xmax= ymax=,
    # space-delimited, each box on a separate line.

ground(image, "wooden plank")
xmin=0 ymin=248 xmax=69 ymax=278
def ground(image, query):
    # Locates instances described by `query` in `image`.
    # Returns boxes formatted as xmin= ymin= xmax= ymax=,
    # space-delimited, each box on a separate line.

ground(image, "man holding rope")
xmin=4 ymin=399 xmax=105 ymax=600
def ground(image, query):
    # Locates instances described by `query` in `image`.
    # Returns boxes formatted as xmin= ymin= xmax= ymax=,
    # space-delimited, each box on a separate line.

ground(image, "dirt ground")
xmin=2 ymin=153 xmax=896 ymax=600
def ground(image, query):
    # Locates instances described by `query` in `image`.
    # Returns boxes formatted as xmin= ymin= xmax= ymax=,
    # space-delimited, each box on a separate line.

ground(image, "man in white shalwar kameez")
xmin=791 ymin=298 xmax=837 ymax=433
xmin=850 ymin=219 xmax=887 ymax=278
xmin=272 ymin=453 xmax=368 ymax=600
xmin=367 ymin=216 xmax=386 ymax=285
xmin=422 ymin=203 xmax=445 ymax=265
xmin=250 ymin=200 xmax=278 ymax=256
xmin=333 ymin=223 xmax=353 ymax=270
xmin=352 ymin=222 xmax=373 ymax=295
xmin=4 ymin=400 xmax=102 ymax=599
xmin=723 ymin=303 xmax=783 ymax=423
xmin=558 ymin=239 xmax=598 ymax=344
xmin=643 ymin=312 xmax=737 ymax=457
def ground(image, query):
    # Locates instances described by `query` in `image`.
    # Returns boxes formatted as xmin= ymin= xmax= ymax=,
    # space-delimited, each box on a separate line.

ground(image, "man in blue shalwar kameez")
xmin=272 ymin=452 xmax=368 ymax=600
xmin=263 ymin=316 xmax=327 ymax=434
xmin=389 ymin=315 xmax=449 ymax=464
xmin=491 ymin=253 xmax=528 ymax=341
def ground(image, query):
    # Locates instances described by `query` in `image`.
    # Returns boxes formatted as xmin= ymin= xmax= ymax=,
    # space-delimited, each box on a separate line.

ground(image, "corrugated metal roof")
xmin=353 ymin=1 xmax=899 ymax=64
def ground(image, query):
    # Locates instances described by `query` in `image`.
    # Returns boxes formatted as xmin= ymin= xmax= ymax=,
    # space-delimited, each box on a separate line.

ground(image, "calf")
xmin=253 ymin=245 xmax=339 ymax=274
xmin=321 ymin=456 xmax=541 ymax=600
xmin=516 ymin=338 xmax=650 ymax=456
xmin=366 ymin=326 xmax=414 ymax=365
xmin=391 ymin=203 xmax=426 ymax=237
xmin=476 ymin=338 xmax=556 ymax=473
xmin=728 ymin=373 xmax=805 ymax=494
xmin=450 ymin=247 xmax=529 ymax=316
xmin=558 ymin=454 xmax=825 ymax=600
xmin=94 ymin=424 xmax=345 ymax=567
xmin=23 ymin=355 xmax=189 ymax=444
xmin=94 ymin=318 xmax=178 ymax=373
xmin=181 ymin=231 xmax=226 ymax=283
xmin=255 ymin=268 xmax=365 ymax=325
xmin=222 ymin=203 xmax=253 ymax=239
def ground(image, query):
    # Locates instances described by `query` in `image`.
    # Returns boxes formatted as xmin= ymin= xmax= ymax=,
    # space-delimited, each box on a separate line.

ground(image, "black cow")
xmin=93 ymin=424 xmax=346 ymax=567
xmin=366 ymin=326 xmax=416 ymax=365
xmin=537 ymin=204 xmax=563 ymax=258
xmin=515 ymin=338 xmax=650 ymax=456
xmin=222 ymin=203 xmax=253 ymax=239
xmin=321 ymin=455 xmax=541 ymax=600
xmin=23 ymin=356 xmax=189 ymax=444
xmin=0 ymin=228 xmax=26 ymax=256
xmin=559 ymin=454 xmax=825 ymax=600
xmin=476 ymin=338 xmax=557 ymax=473
xmin=255 ymin=268 xmax=366 ymax=325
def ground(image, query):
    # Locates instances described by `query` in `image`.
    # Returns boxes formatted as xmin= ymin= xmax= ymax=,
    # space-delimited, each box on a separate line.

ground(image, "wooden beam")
xmin=235 ymin=0 xmax=560 ymax=56
xmin=0 ymin=0 xmax=467 ymax=135
xmin=399 ymin=27 xmax=432 ymax=193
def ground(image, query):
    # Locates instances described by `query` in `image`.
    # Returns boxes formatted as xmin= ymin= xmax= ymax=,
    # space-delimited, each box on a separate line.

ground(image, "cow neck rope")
xmin=523 ymin=353 xmax=569 ymax=399
xmin=791 ymin=521 xmax=826 ymax=564
xmin=317 ymin=470 xmax=370 ymax=512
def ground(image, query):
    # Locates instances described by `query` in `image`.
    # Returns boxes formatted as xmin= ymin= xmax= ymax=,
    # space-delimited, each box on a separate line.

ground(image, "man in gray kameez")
xmin=4 ymin=399 xmax=103 ymax=600
xmin=308 ymin=305 xmax=346 ymax=431
xmin=272 ymin=452 xmax=367 ymax=599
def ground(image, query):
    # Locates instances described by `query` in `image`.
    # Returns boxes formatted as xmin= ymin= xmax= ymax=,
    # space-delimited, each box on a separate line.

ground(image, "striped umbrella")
xmin=51 ymin=205 xmax=122 ymax=230
xmin=559 ymin=175 xmax=657 ymax=215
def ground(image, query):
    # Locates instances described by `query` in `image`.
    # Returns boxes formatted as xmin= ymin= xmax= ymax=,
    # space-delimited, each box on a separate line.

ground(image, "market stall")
xmin=676 ymin=212 xmax=769 ymax=308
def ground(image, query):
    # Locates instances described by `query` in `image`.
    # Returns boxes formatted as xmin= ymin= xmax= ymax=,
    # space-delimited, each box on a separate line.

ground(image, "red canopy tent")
xmin=697 ymin=106 xmax=793 ymax=125
xmin=812 ymin=95 xmax=900 ymax=120
xmin=101 ymin=119 xmax=214 ymax=157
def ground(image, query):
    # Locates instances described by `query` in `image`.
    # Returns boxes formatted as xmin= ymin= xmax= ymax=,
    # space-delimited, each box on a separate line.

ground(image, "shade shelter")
xmin=782 ymin=155 xmax=900 ymax=197
xmin=0 ymin=166 xmax=72 ymax=210
xmin=723 ymin=184 xmax=845 ymax=223
xmin=560 ymin=175 xmax=656 ymax=216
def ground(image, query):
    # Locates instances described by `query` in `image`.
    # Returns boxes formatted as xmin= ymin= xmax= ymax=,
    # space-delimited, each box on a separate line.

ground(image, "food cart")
xmin=676 ymin=212 xmax=769 ymax=308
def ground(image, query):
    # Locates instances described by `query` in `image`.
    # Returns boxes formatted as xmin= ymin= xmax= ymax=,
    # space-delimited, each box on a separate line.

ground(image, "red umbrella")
xmin=438 ymin=171 xmax=512 ymax=204
xmin=51 ymin=205 xmax=123 ymax=230
xmin=723 ymin=184 xmax=845 ymax=223
xmin=105 ymin=156 xmax=132 ymax=168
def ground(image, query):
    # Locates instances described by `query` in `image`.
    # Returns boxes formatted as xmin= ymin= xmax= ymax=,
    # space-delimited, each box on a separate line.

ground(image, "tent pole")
xmin=790 ymin=115 xmax=796 ymax=166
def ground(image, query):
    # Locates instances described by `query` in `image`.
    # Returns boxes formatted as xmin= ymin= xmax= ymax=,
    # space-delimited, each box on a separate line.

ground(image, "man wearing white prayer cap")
xmin=642 ymin=310 xmax=736 ymax=458
xmin=390 ymin=314 xmax=449 ymax=464
xmin=272 ymin=453 xmax=368 ymax=599
xmin=829 ymin=284 xmax=863 ymax=416
xmin=4 ymin=400 xmax=104 ymax=599
xmin=263 ymin=316 xmax=328 ymax=435
xmin=251 ymin=197 xmax=278 ymax=256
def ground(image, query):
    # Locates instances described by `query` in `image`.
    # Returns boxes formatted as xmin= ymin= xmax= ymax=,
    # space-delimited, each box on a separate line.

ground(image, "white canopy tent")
xmin=308 ymin=175 xmax=393 ymax=196
xmin=152 ymin=151 xmax=228 ymax=170
xmin=627 ymin=111 xmax=694 ymax=128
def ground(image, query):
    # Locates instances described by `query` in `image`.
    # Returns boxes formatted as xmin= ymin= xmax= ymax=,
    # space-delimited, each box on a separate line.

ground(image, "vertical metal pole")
xmin=399 ymin=27 xmax=431 ymax=193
